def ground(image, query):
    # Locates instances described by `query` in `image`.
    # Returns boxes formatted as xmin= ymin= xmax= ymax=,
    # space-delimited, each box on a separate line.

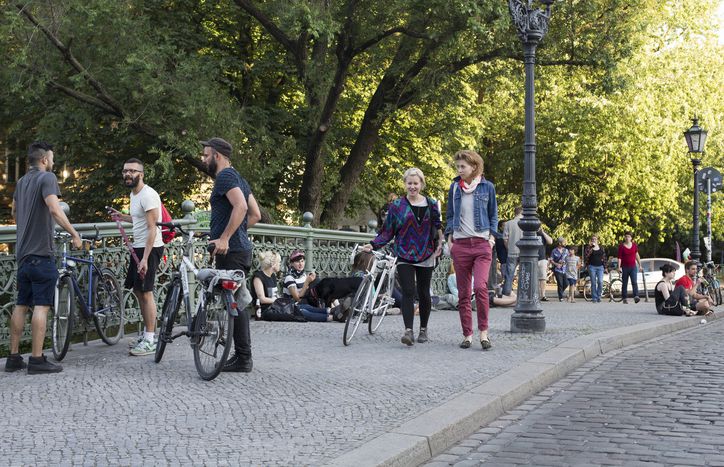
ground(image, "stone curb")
xmin=325 ymin=311 xmax=723 ymax=467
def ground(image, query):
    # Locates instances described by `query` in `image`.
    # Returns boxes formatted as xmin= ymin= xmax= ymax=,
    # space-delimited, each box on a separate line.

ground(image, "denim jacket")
xmin=444 ymin=176 xmax=499 ymax=238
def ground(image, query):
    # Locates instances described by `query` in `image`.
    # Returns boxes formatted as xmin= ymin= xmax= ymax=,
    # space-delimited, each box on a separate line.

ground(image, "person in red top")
xmin=675 ymin=260 xmax=715 ymax=315
xmin=617 ymin=231 xmax=642 ymax=304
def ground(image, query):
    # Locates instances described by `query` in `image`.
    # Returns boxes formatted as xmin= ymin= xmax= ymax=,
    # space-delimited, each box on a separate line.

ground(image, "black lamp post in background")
xmin=683 ymin=117 xmax=708 ymax=264
xmin=508 ymin=0 xmax=554 ymax=333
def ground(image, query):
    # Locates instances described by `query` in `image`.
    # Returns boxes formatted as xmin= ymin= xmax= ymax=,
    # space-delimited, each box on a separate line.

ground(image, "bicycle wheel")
xmin=92 ymin=268 xmax=125 ymax=345
xmin=608 ymin=278 xmax=623 ymax=302
xmin=155 ymin=279 xmax=182 ymax=363
xmin=369 ymin=272 xmax=391 ymax=335
xmin=582 ymin=277 xmax=592 ymax=302
xmin=343 ymin=275 xmax=373 ymax=346
xmin=193 ymin=290 xmax=234 ymax=381
xmin=716 ymin=284 xmax=723 ymax=306
xmin=601 ymin=280 xmax=611 ymax=299
xmin=52 ymin=275 xmax=75 ymax=361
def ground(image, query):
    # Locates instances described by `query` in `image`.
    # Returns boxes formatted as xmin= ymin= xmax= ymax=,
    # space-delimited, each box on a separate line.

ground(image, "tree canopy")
xmin=1 ymin=0 xmax=722 ymax=255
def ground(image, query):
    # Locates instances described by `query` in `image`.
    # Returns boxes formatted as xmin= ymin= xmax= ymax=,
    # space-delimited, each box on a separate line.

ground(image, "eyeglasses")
xmin=291 ymin=258 xmax=305 ymax=263
xmin=122 ymin=169 xmax=143 ymax=175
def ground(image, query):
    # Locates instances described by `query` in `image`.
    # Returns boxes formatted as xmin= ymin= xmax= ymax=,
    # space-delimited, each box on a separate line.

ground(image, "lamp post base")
xmin=510 ymin=312 xmax=546 ymax=333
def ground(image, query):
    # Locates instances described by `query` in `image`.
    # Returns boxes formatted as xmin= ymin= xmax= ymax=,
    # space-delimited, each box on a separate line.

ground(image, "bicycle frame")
xmin=167 ymin=225 xmax=206 ymax=342
xmin=58 ymin=238 xmax=105 ymax=319
xmin=354 ymin=246 xmax=397 ymax=317
xmin=368 ymin=255 xmax=397 ymax=315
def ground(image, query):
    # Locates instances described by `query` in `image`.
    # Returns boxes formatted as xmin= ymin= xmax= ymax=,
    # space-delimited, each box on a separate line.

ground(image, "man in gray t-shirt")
xmin=5 ymin=142 xmax=81 ymax=375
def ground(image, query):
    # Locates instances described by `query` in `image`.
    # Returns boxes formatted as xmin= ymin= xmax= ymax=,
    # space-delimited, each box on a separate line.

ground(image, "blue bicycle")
xmin=52 ymin=230 xmax=125 ymax=361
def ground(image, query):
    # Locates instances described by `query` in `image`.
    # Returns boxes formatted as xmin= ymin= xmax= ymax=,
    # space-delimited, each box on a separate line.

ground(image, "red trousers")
xmin=451 ymin=237 xmax=492 ymax=336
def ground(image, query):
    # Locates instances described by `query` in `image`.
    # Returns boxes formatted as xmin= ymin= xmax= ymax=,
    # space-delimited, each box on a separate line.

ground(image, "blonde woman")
xmin=445 ymin=150 xmax=498 ymax=350
xmin=251 ymin=251 xmax=281 ymax=318
xmin=366 ymin=168 xmax=443 ymax=346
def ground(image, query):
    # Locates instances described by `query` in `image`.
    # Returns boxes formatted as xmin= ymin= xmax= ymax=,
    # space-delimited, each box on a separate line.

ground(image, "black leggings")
xmin=658 ymin=285 xmax=689 ymax=316
xmin=397 ymin=264 xmax=433 ymax=330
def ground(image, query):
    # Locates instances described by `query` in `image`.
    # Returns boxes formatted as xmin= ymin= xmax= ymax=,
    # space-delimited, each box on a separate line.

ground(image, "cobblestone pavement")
xmin=426 ymin=315 xmax=724 ymax=467
xmin=1 ymin=300 xmax=671 ymax=465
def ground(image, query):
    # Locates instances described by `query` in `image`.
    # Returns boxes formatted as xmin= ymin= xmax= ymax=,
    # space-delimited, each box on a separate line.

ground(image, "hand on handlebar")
xmin=208 ymin=237 xmax=229 ymax=256
xmin=71 ymin=233 xmax=82 ymax=250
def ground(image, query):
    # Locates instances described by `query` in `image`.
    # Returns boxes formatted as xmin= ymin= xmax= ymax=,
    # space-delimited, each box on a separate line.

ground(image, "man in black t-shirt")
xmin=201 ymin=137 xmax=261 ymax=372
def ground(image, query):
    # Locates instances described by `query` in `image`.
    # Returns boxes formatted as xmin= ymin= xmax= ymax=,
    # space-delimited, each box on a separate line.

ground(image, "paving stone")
xmin=436 ymin=317 xmax=724 ymax=467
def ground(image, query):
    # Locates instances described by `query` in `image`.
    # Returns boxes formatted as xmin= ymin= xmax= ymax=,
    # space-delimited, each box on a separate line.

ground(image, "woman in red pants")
xmin=445 ymin=150 xmax=499 ymax=350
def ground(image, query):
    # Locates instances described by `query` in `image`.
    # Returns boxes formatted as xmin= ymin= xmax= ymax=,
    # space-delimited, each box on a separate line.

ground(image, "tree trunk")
xmin=298 ymin=53 xmax=353 ymax=223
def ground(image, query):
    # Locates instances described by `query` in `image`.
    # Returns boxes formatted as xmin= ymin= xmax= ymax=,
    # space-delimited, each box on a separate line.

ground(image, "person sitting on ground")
xmin=442 ymin=263 xmax=516 ymax=309
xmin=251 ymin=251 xmax=281 ymax=320
xmin=675 ymin=260 xmax=715 ymax=316
xmin=655 ymin=263 xmax=694 ymax=316
xmin=283 ymin=249 xmax=331 ymax=322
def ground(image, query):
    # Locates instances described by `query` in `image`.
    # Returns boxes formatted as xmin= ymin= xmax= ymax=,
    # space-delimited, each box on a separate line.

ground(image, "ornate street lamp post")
xmin=508 ymin=0 xmax=554 ymax=332
xmin=684 ymin=117 xmax=708 ymax=264
xmin=508 ymin=0 xmax=554 ymax=333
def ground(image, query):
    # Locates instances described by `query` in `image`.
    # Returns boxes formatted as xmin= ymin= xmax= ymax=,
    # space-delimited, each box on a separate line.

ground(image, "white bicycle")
xmin=343 ymin=246 xmax=397 ymax=346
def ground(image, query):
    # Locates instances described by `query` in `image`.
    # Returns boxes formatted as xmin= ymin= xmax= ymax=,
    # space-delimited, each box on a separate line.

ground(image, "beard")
xmin=206 ymin=156 xmax=218 ymax=175
xmin=124 ymin=175 xmax=140 ymax=188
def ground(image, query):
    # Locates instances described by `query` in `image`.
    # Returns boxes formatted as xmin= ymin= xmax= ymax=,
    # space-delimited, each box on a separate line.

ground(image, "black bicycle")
xmin=52 ymin=230 xmax=125 ymax=361
xmin=154 ymin=222 xmax=246 ymax=381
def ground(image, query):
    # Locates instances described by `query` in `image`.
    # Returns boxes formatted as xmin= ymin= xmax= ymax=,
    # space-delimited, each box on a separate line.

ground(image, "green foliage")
xmin=1 ymin=0 xmax=722 ymax=259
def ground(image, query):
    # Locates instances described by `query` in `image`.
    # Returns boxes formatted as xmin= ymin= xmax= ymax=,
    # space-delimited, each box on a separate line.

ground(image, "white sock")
xmin=144 ymin=331 xmax=155 ymax=342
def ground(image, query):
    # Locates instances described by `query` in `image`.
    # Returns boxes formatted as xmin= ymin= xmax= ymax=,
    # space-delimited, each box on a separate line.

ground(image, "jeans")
xmin=298 ymin=304 xmax=329 ymax=322
xmin=621 ymin=266 xmax=639 ymax=300
xmin=588 ymin=265 xmax=604 ymax=302
xmin=16 ymin=255 xmax=58 ymax=307
xmin=451 ymin=237 xmax=492 ymax=336
xmin=215 ymin=250 xmax=253 ymax=358
xmin=554 ymin=271 xmax=567 ymax=300
xmin=502 ymin=256 xmax=519 ymax=296
xmin=397 ymin=264 xmax=433 ymax=330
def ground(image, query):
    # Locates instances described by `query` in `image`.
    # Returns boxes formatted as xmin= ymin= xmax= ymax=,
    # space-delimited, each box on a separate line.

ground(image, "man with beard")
xmin=108 ymin=158 xmax=163 ymax=356
xmin=5 ymin=142 xmax=82 ymax=374
xmin=675 ymin=260 xmax=715 ymax=316
xmin=201 ymin=137 xmax=260 ymax=372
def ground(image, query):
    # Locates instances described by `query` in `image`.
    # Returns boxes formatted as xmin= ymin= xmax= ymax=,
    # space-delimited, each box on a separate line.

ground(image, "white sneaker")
xmin=129 ymin=338 xmax=156 ymax=356
xmin=128 ymin=335 xmax=144 ymax=349
xmin=128 ymin=334 xmax=156 ymax=348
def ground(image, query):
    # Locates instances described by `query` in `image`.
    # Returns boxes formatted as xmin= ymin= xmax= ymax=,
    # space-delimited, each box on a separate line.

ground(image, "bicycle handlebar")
xmin=55 ymin=227 xmax=100 ymax=243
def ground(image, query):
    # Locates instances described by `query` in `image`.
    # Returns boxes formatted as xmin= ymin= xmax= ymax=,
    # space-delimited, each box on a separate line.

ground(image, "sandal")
xmin=459 ymin=336 xmax=472 ymax=349
xmin=480 ymin=337 xmax=492 ymax=350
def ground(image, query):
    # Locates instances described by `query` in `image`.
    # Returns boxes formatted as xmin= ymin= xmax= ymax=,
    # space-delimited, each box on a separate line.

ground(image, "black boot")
xmin=4 ymin=353 xmax=26 ymax=372
xmin=222 ymin=353 xmax=253 ymax=373
xmin=27 ymin=354 xmax=62 ymax=375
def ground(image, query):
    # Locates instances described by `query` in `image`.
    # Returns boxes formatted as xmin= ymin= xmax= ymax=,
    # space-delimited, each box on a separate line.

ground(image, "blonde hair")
xmin=258 ymin=251 xmax=281 ymax=269
xmin=402 ymin=167 xmax=426 ymax=189
xmin=453 ymin=150 xmax=484 ymax=178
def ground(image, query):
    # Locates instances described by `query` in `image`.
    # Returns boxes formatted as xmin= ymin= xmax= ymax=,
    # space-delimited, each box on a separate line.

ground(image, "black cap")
xmin=199 ymin=137 xmax=232 ymax=158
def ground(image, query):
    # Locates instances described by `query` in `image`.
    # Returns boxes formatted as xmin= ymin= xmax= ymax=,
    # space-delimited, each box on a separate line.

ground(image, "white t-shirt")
xmin=130 ymin=185 xmax=163 ymax=248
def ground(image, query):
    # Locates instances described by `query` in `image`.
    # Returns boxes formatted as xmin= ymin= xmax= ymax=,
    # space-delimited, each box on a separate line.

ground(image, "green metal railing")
xmin=0 ymin=204 xmax=452 ymax=349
